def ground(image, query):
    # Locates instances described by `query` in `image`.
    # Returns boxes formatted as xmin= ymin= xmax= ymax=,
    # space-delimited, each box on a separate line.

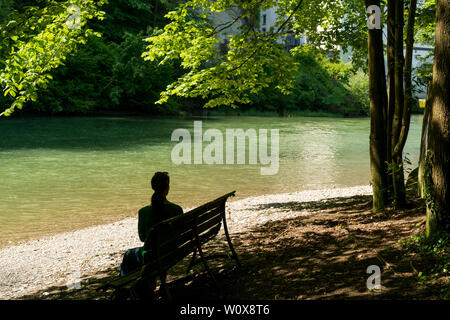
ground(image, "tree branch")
xmin=224 ymin=0 xmax=305 ymax=74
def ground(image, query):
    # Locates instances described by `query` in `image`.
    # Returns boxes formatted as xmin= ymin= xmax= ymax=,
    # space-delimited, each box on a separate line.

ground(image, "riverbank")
xmin=3 ymin=184 xmax=446 ymax=300
xmin=0 ymin=186 xmax=372 ymax=300
xmin=3 ymin=108 xmax=360 ymax=119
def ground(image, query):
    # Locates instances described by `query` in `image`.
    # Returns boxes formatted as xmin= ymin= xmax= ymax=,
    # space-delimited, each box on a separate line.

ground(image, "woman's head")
xmin=151 ymin=171 xmax=170 ymax=197
xmin=151 ymin=172 xmax=170 ymax=222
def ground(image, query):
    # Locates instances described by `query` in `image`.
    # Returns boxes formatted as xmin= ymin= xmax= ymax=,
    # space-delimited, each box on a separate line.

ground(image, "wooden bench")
xmin=99 ymin=191 xmax=239 ymax=299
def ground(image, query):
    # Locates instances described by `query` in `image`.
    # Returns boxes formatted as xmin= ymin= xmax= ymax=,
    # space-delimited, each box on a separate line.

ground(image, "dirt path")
xmin=18 ymin=194 xmax=446 ymax=300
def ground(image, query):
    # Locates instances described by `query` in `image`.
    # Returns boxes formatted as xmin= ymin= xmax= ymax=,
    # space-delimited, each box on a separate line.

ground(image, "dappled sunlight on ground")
xmin=18 ymin=194 xmax=445 ymax=300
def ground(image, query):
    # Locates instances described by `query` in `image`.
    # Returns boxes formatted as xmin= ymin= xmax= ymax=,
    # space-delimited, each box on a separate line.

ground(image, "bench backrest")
xmin=142 ymin=191 xmax=235 ymax=273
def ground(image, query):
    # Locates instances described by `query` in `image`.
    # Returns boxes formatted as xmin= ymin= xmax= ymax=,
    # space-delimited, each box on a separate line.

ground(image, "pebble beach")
xmin=0 ymin=185 xmax=372 ymax=300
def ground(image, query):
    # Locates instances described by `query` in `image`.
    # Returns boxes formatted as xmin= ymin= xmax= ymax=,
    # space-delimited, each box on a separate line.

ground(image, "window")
xmin=262 ymin=14 xmax=266 ymax=25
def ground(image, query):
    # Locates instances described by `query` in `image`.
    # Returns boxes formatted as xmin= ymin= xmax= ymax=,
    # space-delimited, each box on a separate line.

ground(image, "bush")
xmin=5 ymin=0 xmax=184 ymax=116
xmin=29 ymin=35 xmax=119 ymax=114
xmin=108 ymin=31 xmax=183 ymax=114
xmin=400 ymin=232 xmax=450 ymax=299
xmin=246 ymin=46 xmax=370 ymax=116
xmin=345 ymin=71 xmax=370 ymax=115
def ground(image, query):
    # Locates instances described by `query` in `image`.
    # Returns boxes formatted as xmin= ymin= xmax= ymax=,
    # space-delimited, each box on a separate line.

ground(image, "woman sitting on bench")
xmin=119 ymin=171 xmax=183 ymax=276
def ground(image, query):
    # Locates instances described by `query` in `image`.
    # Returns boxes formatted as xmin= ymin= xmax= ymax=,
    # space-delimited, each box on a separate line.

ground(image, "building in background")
xmin=259 ymin=6 xmax=433 ymax=100
xmin=260 ymin=8 xmax=307 ymax=50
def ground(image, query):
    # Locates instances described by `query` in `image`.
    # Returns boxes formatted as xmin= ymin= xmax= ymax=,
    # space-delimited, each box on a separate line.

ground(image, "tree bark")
xmin=390 ymin=0 xmax=406 ymax=207
xmin=394 ymin=0 xmax=417 ymax=159
xmin=426 ymin=0 xmax=450 ymax=237
xmin=392 ymin=0 xmax=417 ymax=206
xmin=386 ymin=0 xmax=396 ymax=172
xmin=418 ymin=82 xmax=432 ymax=198
xmin=366 ymin=0 xmax=388 ymax=212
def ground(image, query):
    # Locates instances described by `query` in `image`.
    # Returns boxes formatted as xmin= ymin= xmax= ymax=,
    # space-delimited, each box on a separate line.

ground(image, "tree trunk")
xmin=386 ymin=0 xmax=396 ymax=196
xmin=394 ymin=0 xmax=416 ymax=158
xmin=418 ymin=82 xmax=432 ymax=198
xmin=391 ymin=0 xmax=406 ymax=207
xmin=426 ymin=0 xmax=450 ymax=237
xmin=392 ymin=0 xmax=417 ymax=204
xmin=366 ymin=0 xmax=388 ymax=212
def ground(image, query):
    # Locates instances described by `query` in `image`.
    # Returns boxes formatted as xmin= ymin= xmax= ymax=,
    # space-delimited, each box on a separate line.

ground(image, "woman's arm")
xmin=138 ymin=210 xmax=146 ymax=242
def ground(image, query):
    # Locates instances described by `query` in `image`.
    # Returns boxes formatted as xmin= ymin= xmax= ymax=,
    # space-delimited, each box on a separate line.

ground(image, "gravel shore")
xmin=0 ymin=185 xmax=372 ymax=300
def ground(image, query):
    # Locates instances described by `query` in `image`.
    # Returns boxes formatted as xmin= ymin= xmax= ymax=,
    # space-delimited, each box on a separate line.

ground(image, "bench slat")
xmin=156 ymin=224 xmax=222 ymax=271
xmin=157 ymin=206 xmax=222 ymax=242
xmin=147 ymin=209 xmax=223 ymax=256
xmin=142 ymin=191 xmax=234 ymax=247
xmin=153 ymin=205 xmax=223 ymax=239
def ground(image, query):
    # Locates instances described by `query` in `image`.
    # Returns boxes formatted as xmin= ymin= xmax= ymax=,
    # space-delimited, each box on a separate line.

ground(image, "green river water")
xmin=0 ymin=115 xmax=423 ymax=247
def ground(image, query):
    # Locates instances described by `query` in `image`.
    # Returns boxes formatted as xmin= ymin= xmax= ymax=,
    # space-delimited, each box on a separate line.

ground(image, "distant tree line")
xmin=0 ymin=0 xmax=370 ymax=117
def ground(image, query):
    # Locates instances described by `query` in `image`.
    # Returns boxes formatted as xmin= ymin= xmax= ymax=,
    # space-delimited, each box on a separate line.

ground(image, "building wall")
xmin=260 ymin=8 xmax=307 ymax=48
xmin=208 ymin=6 xmax=244 ymax=41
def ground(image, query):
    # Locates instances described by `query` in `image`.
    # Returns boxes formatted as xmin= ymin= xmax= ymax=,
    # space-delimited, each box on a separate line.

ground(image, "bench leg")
xmin=186 ymin=248 xmax=197 ymax=275
xmin=196 ymin=239 xmax=217 ymax=284
xmin=127 ymin=277 xmax=156 ymax=301
xmin=222 ymin=210 xmax=241 ymax=268
xmin=159 ymin=271 xmax=172 ymax=301
xmin=111 ymin=287 xmax=129 ymax=301
xmin=193 ymin=216 xmax=218 ymax=285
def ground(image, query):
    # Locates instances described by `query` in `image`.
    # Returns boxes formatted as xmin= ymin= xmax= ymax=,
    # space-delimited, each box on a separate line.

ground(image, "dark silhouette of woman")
xmin=119 ymin=172 xmax=183 ymax=277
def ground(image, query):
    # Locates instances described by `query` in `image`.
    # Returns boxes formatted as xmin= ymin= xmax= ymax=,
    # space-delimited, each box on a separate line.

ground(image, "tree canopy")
xmin=0 ymin=0 xmax=436 ymax=115
xmin=0 ymin=0 xmax=106 ymax=116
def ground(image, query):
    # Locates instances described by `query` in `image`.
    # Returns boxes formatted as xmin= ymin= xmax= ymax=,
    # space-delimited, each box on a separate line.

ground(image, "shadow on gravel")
xmin=248 ymin=195 xmax=372 ymax=215
xmin=18 ymin=193 xmax=444 ymax=300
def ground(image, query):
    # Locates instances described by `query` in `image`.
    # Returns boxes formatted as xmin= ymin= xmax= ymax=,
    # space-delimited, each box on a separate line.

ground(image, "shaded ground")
xmin=18 ymin=193 xmax=448 ymax=300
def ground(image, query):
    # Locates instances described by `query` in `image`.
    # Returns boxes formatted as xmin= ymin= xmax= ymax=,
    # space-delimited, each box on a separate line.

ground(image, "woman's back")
xmin=138 ymin=202 xmax=183 ymax=242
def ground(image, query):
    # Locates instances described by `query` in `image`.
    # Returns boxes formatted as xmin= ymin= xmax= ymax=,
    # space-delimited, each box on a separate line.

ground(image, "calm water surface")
xmin=0 ymin=115 xmax=423 ymax=246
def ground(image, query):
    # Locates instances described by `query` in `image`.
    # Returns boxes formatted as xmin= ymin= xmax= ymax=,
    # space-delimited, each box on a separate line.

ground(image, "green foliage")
xmin=22 ymin=29 xmax=183 ymax=115
xmin=413 ymin=55 xmax=433 ymax=92
xmin=143 ymin=0 xmax=299 ymax=109
xmin=415 ymin=0 xmax=436 ymax=46
xmin=290 ymin=0 xmax=370 ymax=71
xmin=30 ymin=34 xmax=118 ymax=114
xmin=109 ymin=31 xmax=183 ymax=114
xmin=1 ymin=0 xmax=433 ymax=116
xmin=246 ymin=46 xmax=369 ymax=116
xmin=346 ymin=71 xmax=370 ymax=113
xmin=142 ymin=0 xmax=435 ymax=110
xmin=0 ymin=0 xmax=107 ymax=116
xmin=1 ymin=0 xmax=438 ymax=116
xmin=399 ymin=232 xmax=450 ymax=298
xmin=411 ymin=0 xmax=435 ymax=92
xmin=0 ymin=1 xmax=13 ymax=23
xmin=89 ymin=0 xmax=178 ymax=42
xmin=1 ymin=0 xmax=184 ymax=115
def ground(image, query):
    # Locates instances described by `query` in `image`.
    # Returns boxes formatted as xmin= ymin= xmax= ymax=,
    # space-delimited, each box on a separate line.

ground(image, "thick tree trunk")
xmin=426 ymin=0 xmax=450 ymax=237
xmin=366 ymin=0 xmax=388 ymax=212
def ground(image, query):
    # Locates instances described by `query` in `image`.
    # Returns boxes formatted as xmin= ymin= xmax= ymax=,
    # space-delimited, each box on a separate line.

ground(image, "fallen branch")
xmin=376 ymin=254 xmax=396 ymax=272
xmin=415 ymin=219 xmax=426 ymax=227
